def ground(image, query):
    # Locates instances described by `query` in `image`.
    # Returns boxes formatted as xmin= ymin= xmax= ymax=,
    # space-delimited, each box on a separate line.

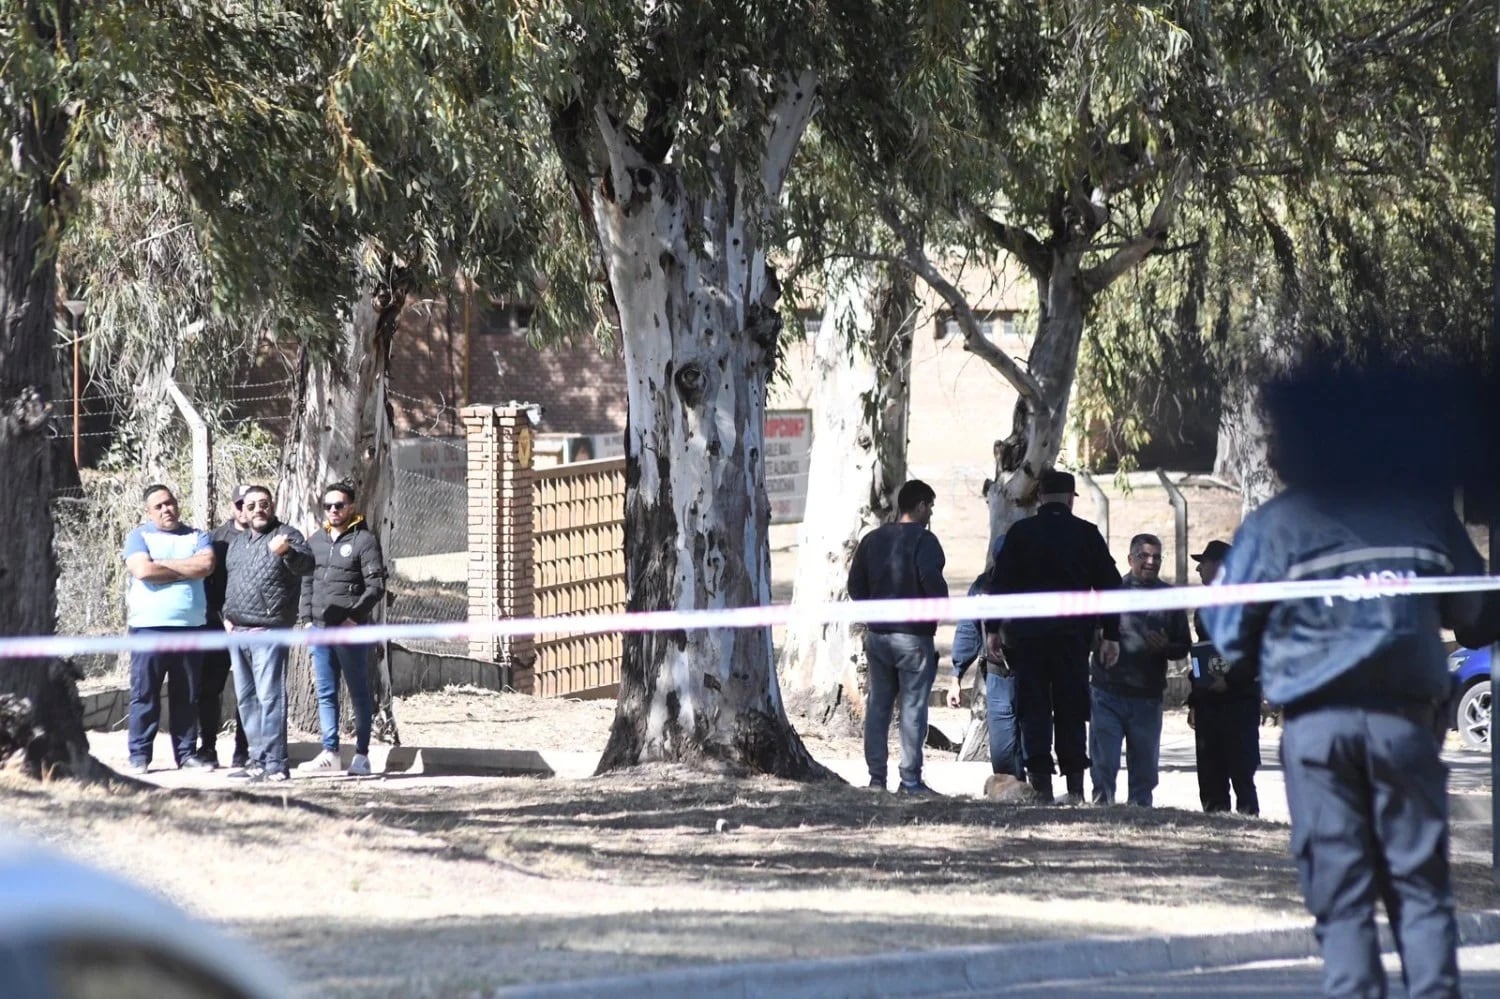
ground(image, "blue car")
xmin=1449 ymin=645 xmax=1492 ymax=751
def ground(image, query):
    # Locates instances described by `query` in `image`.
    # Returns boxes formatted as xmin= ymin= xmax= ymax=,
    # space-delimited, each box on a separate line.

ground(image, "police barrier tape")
xmin=4 ymin=572 xmax=1500 ymax=660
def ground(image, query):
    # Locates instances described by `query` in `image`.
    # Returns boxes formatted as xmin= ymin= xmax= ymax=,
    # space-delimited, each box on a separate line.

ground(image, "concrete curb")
xmin=496 ymin=910 xmax=1500 ymax=998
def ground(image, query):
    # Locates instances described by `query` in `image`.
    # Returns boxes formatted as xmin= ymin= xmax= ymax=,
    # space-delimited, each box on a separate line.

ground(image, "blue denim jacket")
xmin=1201 ymin=488 xmax=1485 ymax=709
xmin=951 ymin=575 xmax=987 ymax=679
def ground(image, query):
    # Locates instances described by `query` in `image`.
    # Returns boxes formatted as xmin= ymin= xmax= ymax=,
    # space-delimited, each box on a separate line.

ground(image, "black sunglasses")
xmin=323 ymin=501 xmax=348 ymax=511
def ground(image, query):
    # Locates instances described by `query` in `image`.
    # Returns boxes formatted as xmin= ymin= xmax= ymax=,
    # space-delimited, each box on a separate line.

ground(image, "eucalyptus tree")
xmin=839 ymin=0 xmax=1491 ymax=537
xmin=535 ymin=0 xmax=1079 ymax=775
xmin=1069 ymin=0 xmax=1494 ymax=509
xmin=766 ymin=4 xmax=1050 ymax=725
xmin=773 ymin=256 xmax=917 ymax=730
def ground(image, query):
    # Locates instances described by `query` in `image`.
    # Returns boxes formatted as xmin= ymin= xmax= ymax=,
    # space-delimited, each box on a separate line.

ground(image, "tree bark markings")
xmin=590 ymin=75 xmax=830 ymax=778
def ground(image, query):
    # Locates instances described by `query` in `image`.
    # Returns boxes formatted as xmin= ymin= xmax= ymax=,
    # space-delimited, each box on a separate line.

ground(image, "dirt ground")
xmin=5 ymin=687 xmax=1498 ymax=999
xmin=18 ymin=476 xmax=1495 ymax=996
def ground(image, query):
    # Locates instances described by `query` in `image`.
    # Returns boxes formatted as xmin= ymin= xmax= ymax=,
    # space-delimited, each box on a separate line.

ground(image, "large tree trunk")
xmin=279 ymin=266 xmax=405 ymax=746
xmin=592 ymin=78 xmax=830 ymax=779
xmin=988 ymin=254 xmax=1091 ymax=535
xmin=1214 ymin=381 xmax=1277 ymax=514
xmin=777 ymin=260 xmax=914 ymax=733
xmin=0 ymin=2 xmax=93 ymax=777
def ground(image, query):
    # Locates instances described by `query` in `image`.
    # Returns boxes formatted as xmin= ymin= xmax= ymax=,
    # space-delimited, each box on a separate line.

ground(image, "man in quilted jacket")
xmin=222 ymin=485 xmax=314 ymax=782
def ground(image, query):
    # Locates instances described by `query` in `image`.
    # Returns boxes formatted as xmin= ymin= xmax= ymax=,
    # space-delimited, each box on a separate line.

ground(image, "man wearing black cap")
xmin=985 ymin=469 xmax=1121 ymax=803
xmin=197 ymin=484 xmax=253 ymax=768
xmin=1187 ymin=539 xmax=1260 ymax=815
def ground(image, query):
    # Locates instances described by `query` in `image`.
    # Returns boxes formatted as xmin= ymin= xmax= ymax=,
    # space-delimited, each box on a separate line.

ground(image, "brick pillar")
xmin=462 ymin=406 xmax=536 ymax=692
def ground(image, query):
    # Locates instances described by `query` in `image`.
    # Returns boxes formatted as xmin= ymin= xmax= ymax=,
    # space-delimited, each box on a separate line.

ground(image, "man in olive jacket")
xmin=298 ymin=482 xmax=387 ymax=777
xmin=1089 ymin=533 xmax=1190 ymax=807
xmin=223 ymin=485 xmax=314 ymax=782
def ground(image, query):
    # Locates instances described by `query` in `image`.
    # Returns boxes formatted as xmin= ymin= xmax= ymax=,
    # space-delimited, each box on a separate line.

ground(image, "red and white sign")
xmin=765 ymin=409 xmax=812 ymax=525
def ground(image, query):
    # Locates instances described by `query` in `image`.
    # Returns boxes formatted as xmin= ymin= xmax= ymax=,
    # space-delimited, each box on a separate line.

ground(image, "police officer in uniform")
xmin=985 ymin=469 xmax=1121 ymax=804
xmin=1188 ymin=539 xmax=1260 ymax=815
xmin=1204 ymin=357 xmax=1498 ymax=998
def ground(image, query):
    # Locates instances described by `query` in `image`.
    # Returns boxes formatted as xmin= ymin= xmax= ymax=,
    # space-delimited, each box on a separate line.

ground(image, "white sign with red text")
xmin=765 ymin=409 xmax=812 ymax=525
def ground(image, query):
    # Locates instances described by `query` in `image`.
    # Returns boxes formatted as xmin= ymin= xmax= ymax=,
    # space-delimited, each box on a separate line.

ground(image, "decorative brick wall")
xmin=463 ymin=405 xmax=536 ymax=691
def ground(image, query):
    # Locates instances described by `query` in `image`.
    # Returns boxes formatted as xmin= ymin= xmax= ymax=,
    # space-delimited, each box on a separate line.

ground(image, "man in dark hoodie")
xmin=222 ymin=485 xmax=314 ymax=782
xmin=1089 ymin=533 xmax=1190 ymax=807
xmin=298 ymin=482 xmax=387 ymax=777
xmin=847 ymin=479 xmax=948 ymax=796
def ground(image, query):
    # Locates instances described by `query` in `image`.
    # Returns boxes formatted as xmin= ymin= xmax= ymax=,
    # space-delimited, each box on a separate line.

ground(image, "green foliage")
xmin=1075 ymin=0 xmax=1495 ymax=463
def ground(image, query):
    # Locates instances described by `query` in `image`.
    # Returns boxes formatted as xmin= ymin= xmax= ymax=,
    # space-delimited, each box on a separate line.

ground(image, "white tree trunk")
xmin=988 ymin=255 xmax=1090 ymax=535
xmin=593 ymin=76 xmax=829 ymax=778
xmin=777 ymin=260 xmax=914 ymax=730
xmin=279 ymin=271 xmax=405 ymax=744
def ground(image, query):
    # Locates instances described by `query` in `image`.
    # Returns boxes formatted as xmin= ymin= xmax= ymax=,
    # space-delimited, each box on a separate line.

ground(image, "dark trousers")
xmin=1282 ymin=706 xmax=1457 ymax=999
xmin=1195 ymin=697 xmax=1261 ymax=815
xmin=1007 ymin=632 xmax=1092 ymax=779
xmin=198 ymin=647 xmax=249 ymax=764
xmin=127 ymin=628 xmax=203 ymax=766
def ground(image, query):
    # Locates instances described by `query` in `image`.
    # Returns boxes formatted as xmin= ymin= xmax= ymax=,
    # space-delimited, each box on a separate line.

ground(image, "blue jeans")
xmin=1282 ymin=706 xmax=1456 ymax=999
xmin=863 ymin=631 xmax=938 ymax=788
xmin=127 ymin=628 xmax=202 ymax=766
xmin=229 ymin=638 xmax=289 ymax=775
xmin=1089 ymin=686 xmax=1163 ymax=806
xmin=311 ymin=640 xmax=374 ymax=754
xmin=985 ymin=670 xmax=1024 ymax=778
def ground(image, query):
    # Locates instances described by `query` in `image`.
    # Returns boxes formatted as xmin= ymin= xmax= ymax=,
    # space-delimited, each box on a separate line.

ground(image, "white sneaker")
xmin=348 ymin=753 xmax=371 ymax=776
xmin=297 ymin=750 xmax=342 ymax=774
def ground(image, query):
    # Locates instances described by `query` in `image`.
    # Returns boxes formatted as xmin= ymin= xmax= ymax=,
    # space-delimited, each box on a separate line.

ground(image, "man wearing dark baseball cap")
xmin=1187 ymin=538 xmax=1260 ymax=816
xmin=1191 ymin=539 xmax=1232 ymax=569
xmin=984 ymin=466 xmax=1120 ymax=804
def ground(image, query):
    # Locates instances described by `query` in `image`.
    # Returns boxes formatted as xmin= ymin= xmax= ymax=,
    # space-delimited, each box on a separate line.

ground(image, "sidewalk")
xmin=495 ymin=912 xmax=1500 ymax=998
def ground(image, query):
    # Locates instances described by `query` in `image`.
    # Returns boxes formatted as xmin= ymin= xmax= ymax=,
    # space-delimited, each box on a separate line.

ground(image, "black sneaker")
xmin=248 ymin=769 xmax=288 ymax=784
xmin=230 ymin=755 xmax=250 ymax=769
xmin=226 ymin=763 xmax=265 ymax=780
xmin=896 ymin=782 xmax=942 ymax=797
xmin=179 ymin=755 xmax=216 ymax=771
xmin=866 ymin=778 xmax=888 ymax=791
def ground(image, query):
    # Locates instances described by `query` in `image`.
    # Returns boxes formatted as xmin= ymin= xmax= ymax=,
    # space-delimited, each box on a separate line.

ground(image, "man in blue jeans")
xmin=121 ymin=485 xmax=216 ymax=775
xmin=948 ymin=537 xmax=1024 ymax=779
xmin=298 ymin=482 xmax=387 ymax=777
xmin=1089 ymin=533 xmax=1190 ymax=806
xmin=222 ymin=485 xmax=313 ymax=782
xmin=847 ymin=480 xmax=948 ymax=796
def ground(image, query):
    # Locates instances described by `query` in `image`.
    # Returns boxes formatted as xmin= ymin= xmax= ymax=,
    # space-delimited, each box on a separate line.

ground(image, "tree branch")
xmin=878 ymin=202 xmax=1047 ymax=410
xmin=761 ymin=69 xmax=819 ymax=203
xmin=1081 ymin=159 xmax=1191 ymax=296
xmin=957 ymin=204 xmax=1049 ymax=281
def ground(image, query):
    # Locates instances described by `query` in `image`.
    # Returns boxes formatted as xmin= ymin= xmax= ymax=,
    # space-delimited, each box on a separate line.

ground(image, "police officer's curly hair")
xmin=1262 ymin=346 xmax=1485 ymax=497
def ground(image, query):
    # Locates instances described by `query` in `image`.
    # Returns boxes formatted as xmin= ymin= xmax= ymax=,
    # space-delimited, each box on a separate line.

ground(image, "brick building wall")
xmin=389 ymin=291 xmax=628 ymax=439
